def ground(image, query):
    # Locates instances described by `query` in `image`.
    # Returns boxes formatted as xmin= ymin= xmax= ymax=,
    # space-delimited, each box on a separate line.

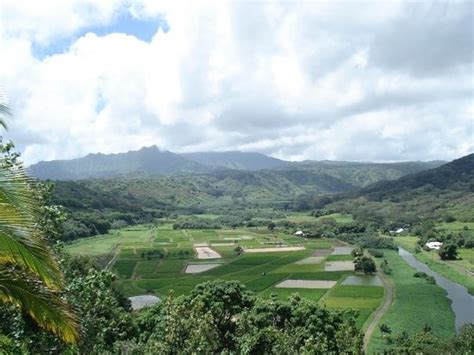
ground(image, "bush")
xmin=438 ymin=243 xmax=458 ymax=260
xmin=368 ymin=249 xmax=384 ymax=258
xmin=425 ymin=276 xmax=436 ymax=284
xmin=380 ymin=259 xmax=392 ymax=274
xmin=413 ymin=272 xmax=427 ymax=278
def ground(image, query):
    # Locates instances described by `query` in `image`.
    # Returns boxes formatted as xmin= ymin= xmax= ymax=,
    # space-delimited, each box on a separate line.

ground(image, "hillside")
xmin=360 ymin=154 xmax=474 ymax=198
xmin=280 ymin=160 xmax=444 ymax=187
xmin=181 ymin=151 xmax=287 ymax=170
xmin=304 ymin=154 xmax=474 ymax=225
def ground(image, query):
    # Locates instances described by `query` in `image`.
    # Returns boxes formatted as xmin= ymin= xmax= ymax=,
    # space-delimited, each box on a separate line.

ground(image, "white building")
xmin=389 ymin=228 xmax=406 ymax=234
xmin=294 ymin=231 xmax=305 ymax=237
xmin=425 ymin=241 xmax=443 ymax=250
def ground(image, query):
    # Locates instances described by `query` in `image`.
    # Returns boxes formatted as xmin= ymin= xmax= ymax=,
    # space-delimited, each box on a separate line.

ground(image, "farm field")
xmin=367 ymin=250 xmax=456 ymax=353
xmin=66 ymin=223 xmax=384 ymax=329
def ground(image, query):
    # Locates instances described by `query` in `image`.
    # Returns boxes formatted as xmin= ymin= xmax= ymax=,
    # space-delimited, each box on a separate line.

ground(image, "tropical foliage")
xmin=0 ymin=107 xmax=78 ymax=344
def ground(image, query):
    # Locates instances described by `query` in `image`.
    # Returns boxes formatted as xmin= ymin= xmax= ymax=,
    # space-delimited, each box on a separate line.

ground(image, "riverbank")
xmin=367 ymin=250 xmax=455 ymax=353
xmin=395 ymin=236 xmax=474 ymax=295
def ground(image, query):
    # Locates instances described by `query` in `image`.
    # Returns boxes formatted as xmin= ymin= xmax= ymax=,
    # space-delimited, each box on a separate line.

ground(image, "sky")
xmin=1 ymin=0 xmax=473 ymax=165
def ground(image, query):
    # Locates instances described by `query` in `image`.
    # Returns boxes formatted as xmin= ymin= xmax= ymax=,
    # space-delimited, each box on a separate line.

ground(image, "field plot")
xmin=68 ymin=223 xmax=387 ymax=326
xmin=325 ymin=261 xmax=354 ymax=271
xmin=244 ymin=246 xmax=305 ymax=253
xmin=331 ymin=246 xmax=353 ymax=255
xmin=185 ymin=264 xmax=220 ymax=273
xmin=275 ymin=280 xmax=337 ymax=289
xmin=296 ymin=256 xmax=323 ymax=264
xmin=195 ymin=246 xmax=221 ymax=259
xmin=342 ymin=275 xmax=383 ymax=286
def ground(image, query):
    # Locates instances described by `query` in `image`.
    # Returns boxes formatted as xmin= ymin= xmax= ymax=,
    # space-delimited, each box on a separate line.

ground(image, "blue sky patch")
xmin=32 ymin=12 xmax=168 ymax=59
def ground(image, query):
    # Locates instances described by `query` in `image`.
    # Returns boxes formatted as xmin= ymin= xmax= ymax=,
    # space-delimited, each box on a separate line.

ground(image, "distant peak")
xmin=138 ymin=145 xmax=160 ymax=152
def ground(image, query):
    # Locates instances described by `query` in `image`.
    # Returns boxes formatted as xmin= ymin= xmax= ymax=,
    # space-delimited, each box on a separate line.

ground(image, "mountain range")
xmin=29 ymin=145 xmax=443 ymax=185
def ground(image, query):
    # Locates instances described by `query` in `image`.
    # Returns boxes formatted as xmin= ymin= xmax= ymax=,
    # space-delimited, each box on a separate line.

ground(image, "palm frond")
xmin=0 ymin=95 xmax=10 ymax=129
xmin=0 ymin=268 xmax=79 ymax=343
xmin=0 ymin=162 xmax=61 ymax=289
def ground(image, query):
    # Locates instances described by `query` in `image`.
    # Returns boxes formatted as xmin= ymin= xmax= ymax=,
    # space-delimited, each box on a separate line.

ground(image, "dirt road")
xmin=363 ymin=271 xmax=394 ymax=352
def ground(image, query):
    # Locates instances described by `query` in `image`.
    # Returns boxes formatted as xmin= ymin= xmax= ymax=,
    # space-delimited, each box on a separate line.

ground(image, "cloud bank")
xmin=1 ymin=0 xmax=472 ymax=164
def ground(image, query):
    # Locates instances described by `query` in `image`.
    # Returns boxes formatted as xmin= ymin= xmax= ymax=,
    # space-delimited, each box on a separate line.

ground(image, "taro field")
xmin=66 ymin=223 xmax=384 ymax=329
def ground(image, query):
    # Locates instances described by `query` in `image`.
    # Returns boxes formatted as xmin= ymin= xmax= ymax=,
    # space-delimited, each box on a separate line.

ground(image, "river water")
xmin=398 ymin=247 xmax=474 ymax=331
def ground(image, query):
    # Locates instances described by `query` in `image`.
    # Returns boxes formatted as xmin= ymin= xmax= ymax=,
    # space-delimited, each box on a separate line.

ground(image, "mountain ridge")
xmin=29 ymin=145 xmax=445 ymax=181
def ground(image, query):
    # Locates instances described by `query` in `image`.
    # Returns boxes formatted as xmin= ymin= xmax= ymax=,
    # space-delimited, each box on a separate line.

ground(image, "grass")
xmin=113 ymin=260 xmax=136 ymax=278
xmin=316 ymin=213 xmax=354 ymax=224
xmin=322 ymin=297 xmax=381 ymax=309
xmin=368 ymin=250 xmax=455 ymax=353
xmin=326 ymin=254 xmax=354 ymax=261
xmin=135 ymin=260 xmax=159 ymax=274
xmin=328 ymin=285 xmax=383 ymax=298
xmin=156 ymin=259 xmax=186 ymax=273
xmin=244 ymin=274 xmax=288 ymax=291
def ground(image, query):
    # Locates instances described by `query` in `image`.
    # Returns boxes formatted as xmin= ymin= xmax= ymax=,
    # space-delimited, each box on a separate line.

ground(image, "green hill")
xmin=303 ymin=154 xmax=474 ymax=225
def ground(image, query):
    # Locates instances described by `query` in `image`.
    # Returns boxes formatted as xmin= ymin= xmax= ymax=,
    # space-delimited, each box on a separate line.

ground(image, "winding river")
xmin=398 ymin=247 xmax=474 ymax=331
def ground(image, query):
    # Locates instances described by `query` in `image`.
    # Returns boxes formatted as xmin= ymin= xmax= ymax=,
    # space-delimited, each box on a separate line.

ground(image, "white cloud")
xmin=0 ymin=0 xmax=472 ymax=165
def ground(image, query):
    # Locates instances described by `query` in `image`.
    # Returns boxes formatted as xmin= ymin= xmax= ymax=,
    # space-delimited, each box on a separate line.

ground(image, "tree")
xmin=267 ymin=222 xmax=276 ymax=230
xmin=351 ymin=246 xmax=364 ymax=257
xmin=354 ymin=256 xmax=377 ymax=274
xmin=136 ymin=282 xmax=363 ymax=354
xmin=438 ymin=243 xmax=458 ymax=260
xmin=0 ymin=104 xmax=78 ymax=343
xmin=379 ymin=323 xmax=392 ymax=337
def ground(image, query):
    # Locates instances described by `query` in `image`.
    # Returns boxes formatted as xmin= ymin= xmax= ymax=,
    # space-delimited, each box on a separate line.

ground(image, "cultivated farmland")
xmin=66 ymin=223 xmax=384 ymax=329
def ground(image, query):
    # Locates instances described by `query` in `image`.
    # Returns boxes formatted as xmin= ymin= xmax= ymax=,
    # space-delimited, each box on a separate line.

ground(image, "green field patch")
xmin=326 ymin=254 xmax=354 ymax=261
xmin=156 ymin=259 xmax=186 ymax=273
xmin=304 ymin=241 xmax=332 ymax=249
xmin=459 ymin=248 xmax=474 ymax=265
xmin=244 ymin=274 xmax=288 ymax=292
xmin=113 ymin=260 xmax=136 ymax=279
xmin=268 ymin=252 xmax=308 ymax=265
xmin=212 ymin=246 xmax=238 ymax=259
xmin=317 ymin=213 xmax=353 ymax=224
xmin=328 ymin=286 xmax=384 ymax=299
xmin=189 ymin=229 xmax=218 ymax=239
xmin=322 ymin=297 xmax=381 ymax=309
xmin=232 ymin=254 xmax=281 ymax=265
xmin=271 ymin=262 xmax=324 ymax=273
xmin=136 ymin=278 xmax=182 ymax=291
xmin=119 ymin=248 xmax=137 ymax=257
xmin=135 ymin=260 xmax=159 ymax=274
xmin=115 ymin=280 xmax=147 ymax=296
xmin=355 ymin=308 xmax=373 ymax=330
xmin=174 ymin=277 xmax=214 ymax=287
xmin=231 ymin=263 xmax=282 ymax=277
xmin=201 ymin=264 xmax=248 ymax=276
